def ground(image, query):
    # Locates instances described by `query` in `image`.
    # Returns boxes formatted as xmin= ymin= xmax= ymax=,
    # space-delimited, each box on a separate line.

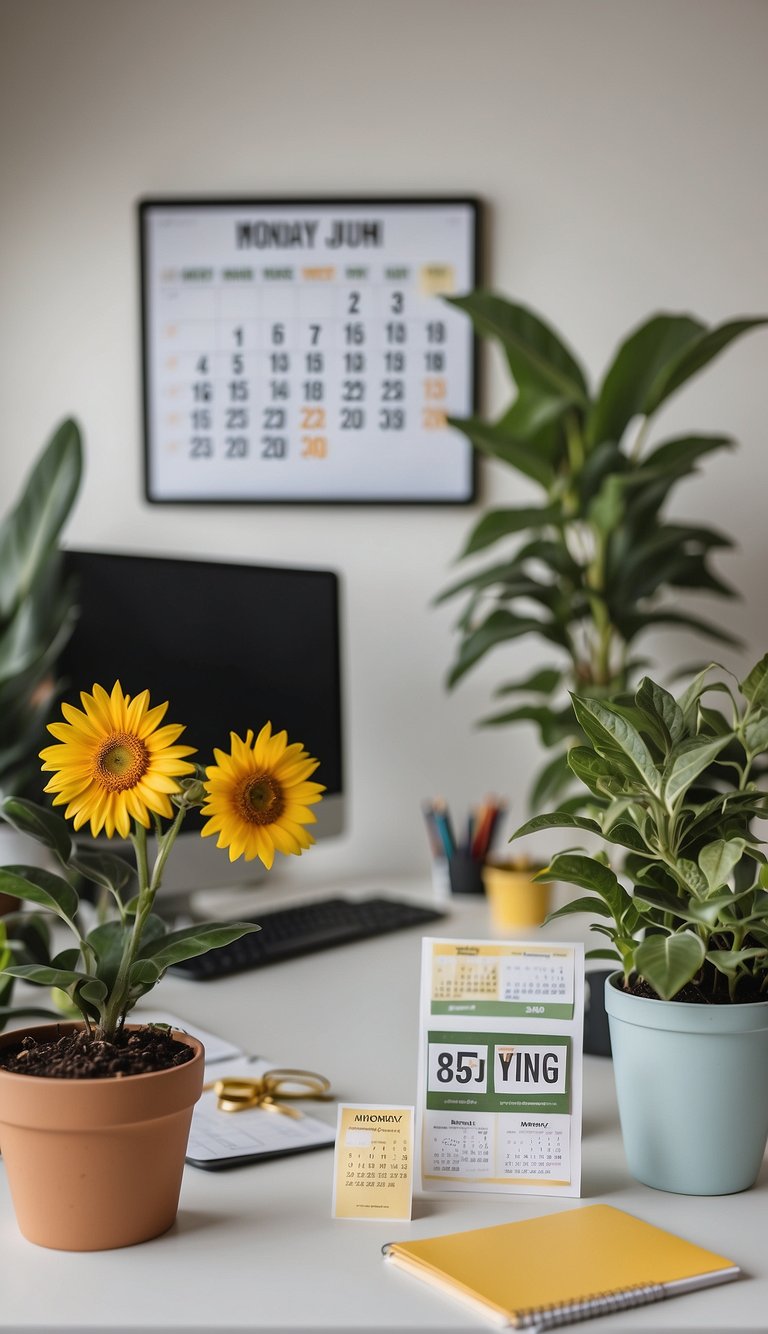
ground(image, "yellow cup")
xmin=482 ymin=861 xmax=553 ymax=929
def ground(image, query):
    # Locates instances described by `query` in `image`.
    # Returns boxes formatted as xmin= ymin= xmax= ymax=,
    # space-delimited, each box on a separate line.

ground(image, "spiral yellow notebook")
xmin=383 ymin=1204 xmax=739 ymax=1329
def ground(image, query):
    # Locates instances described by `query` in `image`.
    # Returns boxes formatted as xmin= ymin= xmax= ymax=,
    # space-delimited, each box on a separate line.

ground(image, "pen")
xmin=432 ymin=799 xmax=456 ymax=859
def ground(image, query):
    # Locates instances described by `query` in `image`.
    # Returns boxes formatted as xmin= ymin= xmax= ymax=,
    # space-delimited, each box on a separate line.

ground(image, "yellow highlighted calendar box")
xmin=419 ymin=263 xmax=456 ymax=295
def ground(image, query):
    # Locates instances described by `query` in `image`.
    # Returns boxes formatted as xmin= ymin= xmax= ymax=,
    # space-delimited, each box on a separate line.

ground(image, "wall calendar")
xmin=139 ymin=197 xmax=480 ymax=504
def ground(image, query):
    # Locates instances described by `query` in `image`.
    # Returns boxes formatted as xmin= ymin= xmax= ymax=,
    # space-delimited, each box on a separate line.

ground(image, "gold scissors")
xmin=203 ymin=1067 xmax=332 ymax=1119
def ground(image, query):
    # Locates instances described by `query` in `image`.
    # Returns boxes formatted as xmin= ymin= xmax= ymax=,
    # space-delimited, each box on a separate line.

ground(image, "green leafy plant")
xmin=437 ymin=295 xmax=767 ymax=809
xmin=0 ymin=683 xmax=324 ymax=1040
xmin=0 ymin=418 xmax=83 ymax=798
xmin=513 ymin=655 xmax=768 ymax=1002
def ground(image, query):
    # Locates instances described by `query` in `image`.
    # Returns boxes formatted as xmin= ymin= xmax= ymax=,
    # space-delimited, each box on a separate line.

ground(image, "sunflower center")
xmin=96 ymin=733 xmax=150 ymax=792
xmin=237 ymin=772 xmax=285 ymax=825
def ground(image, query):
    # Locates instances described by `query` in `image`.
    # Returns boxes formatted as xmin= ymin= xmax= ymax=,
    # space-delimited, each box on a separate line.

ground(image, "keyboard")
xmin=171 ymin=895 xmax=447 ymax=980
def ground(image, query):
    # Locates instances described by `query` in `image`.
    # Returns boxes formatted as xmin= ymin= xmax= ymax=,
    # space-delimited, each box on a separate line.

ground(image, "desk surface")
xmin=2 ymin=875 xmax=766 ymax=1333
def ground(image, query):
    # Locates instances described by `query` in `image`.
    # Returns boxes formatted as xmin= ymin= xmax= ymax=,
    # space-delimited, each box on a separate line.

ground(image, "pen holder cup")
xmin=481 ymin=862 xmax=552 ymax=929
xmin=447 ymin=850 xmax=486 ymax=896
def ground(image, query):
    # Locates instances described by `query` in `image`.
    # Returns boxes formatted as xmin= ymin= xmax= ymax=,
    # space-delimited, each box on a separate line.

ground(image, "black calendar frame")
xmin=138 ymin=195 xmax=482 ymax=506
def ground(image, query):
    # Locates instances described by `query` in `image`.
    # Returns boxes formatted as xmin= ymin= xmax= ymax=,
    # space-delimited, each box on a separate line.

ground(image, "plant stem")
xmin=99 ymin=808 xmax=187 ymax=1036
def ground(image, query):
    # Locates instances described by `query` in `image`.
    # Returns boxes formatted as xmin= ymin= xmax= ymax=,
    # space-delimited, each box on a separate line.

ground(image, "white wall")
xmin=1 ymin=0 xmax=766 ymax=886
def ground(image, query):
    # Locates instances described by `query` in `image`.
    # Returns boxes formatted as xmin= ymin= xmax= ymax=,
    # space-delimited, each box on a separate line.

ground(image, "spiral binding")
xmin=516 ymin=1281 xmax=666 ymax=1329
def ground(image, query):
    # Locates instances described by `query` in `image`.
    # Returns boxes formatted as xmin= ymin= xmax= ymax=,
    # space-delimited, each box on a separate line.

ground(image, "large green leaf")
xmin=1 ymin=796 xmax=72 ymax=863
xmin=447 ymin=610 xmax=563 ymax=688
xmin=708 ymin=947 xmax=768 ymax=978
xmin=571 ymin=696 xmax=661 ymax=794
xmin=642 ymin=433 xmax=734 ymax=473
xmin=513 ymin=811 xmax=601 ymax=839
xmin=644 ymin=317 xmax=768 ymax=416
xmin=545 ymin=895 xmax=615 ymax=922
xmin=0 ymin=865 xmax=78 ymax=922
xmin=86 ymin=920 xmax=130 ymax=991
xmin=459 ymin=504 xmax=563 ymax=558
xmin=129 ymin=921 xmax=260 ymax=985
xmin=634 ymin=678 xmax=684 ymax=748
xmin=699 ymin=838 xmax=746 ymax=893
xmin=537 ymin=853 xmax=631 ymax=920
xmin=0 ymin=419 xmax=83 ymax=621
xmin=70 ymin=845 xmax=136 ymax=895
xmin=741 ymin=654 xmax=768 ymax=709
xmin=478 ymin=704 xmax=574 ymax=744
xmin=2 ymin=963 xmax=103 ymax=994
xmin=435 ymin=556 xmax=530 ymax=604
xmin=662 ymin=735 xmax=732 ymax=808
xmin=568 ymin=746 xmax=633 ymax=799
xmin=634 ymin=932 xmax=706 ymax=999
xmin=621 ymin=608 xmax=740 ymax=650
xmin=589 ymin=314 xmax=706 ymax=447
xmin=495 ymin=666 xmax=563 ymax=698
xmin=447 ymin=415 xmax=553 ymax=487
xmin=447 ymin=292 xmax=590 ymax=407
xmin=588 ymin=313 xmax=766 ymax=448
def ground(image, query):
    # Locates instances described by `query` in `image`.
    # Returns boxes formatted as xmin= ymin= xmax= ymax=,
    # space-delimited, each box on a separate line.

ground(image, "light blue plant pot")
xmin=605 ymin=973 xmax=768 ymax=1195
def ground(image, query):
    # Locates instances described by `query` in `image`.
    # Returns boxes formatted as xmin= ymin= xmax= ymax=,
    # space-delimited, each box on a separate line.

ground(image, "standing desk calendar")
xmin=139 ymin=197 xmax=480 ymax=504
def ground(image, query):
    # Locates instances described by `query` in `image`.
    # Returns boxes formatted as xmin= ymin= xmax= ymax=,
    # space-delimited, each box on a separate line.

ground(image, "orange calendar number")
xmin=423 ymin=377 xmax=447 ymax=401
xmin=302 ymin=435 xmax=328 ymax=458
xmin=422 ymin=407 xmax=447 ymax=430
xmin=300 ymin=406 xmax=326 ymax=430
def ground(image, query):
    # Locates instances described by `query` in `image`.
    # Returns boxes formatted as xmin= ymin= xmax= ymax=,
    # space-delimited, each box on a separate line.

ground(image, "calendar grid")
xmin=140 ymin=197 xmax=481 ymax=504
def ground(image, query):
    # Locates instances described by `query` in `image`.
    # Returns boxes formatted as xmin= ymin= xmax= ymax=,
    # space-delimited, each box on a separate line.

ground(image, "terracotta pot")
xmin=481 ymin=860 xmax=553 ymax=929
xmin=0 ymin=1022 xmax=204 ymax=1250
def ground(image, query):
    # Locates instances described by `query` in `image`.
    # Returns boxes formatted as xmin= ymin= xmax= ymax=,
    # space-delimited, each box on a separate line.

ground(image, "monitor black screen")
xmin=56 ymin=551 xmax=343 ymax=841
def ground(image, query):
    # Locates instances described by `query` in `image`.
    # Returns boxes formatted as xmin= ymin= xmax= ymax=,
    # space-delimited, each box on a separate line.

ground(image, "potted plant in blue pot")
xmin=514 ymin=656 xmax=768 ymax=1195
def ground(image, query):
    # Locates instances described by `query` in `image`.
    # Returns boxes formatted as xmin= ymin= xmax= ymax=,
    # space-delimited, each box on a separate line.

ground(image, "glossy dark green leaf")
xmin=1 ymin=796 xmax=72 ymax=864
xmin=0 ymin=419 xmax=83 ymax=620
xmin=51 ymin=947 xmax=81 ymax=970
xmin=567 ymin=746 xmax=633 ymax=799
xmin=435 ymin=556 xmax=529 ymax=604
xmin=447 ymin=292 xmax=589 ymax=407
xmin=447 ymin=610 xmax=563 ymax=688
xmin=538 ymin=853 xmax=631 ymax=919
xmin=495 ymin=667 xmax=563 ymax=698
xmin=632 ymin=884 xmax=688 ymax=916
xmin=447 ymin=415 xmax=553 ymax=487
xmin=642 ymin=433 xmax=734 ymax=473
xmin=86 ymin=920 xmax=130 ymax=991
xmin=634 ymin=677 xmax=684 ymax=748
xmin=2 ymin=963 xmax=99 ymax=991
xmin=70 ymin=845 xmax=136 ymax=895
xmin=644 ymin=317 xmax=768 ymax=416
xmin=129 ymin=921 xmax=260 ymax=986
xmin=478 ymin=704 xmax=574 ymax=745
xmin=0 ymin=865 xmax=78 ymax=922
xmin=622 ymin=609 xmax=741 ymax=650
xmin=513 ymin=811 xmax=601 ymax=839
xmin=545 ymin=895 xmax=615 ymax=921
xmin=571 ymin=696 xmax=660 ymax=793
xmin=588 ymin=314 xmax=706 ymax=447
xmin=459 ymin=505 xmax=563 ymax=558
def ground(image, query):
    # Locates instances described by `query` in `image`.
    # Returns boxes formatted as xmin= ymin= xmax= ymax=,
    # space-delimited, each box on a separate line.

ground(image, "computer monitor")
xmin=55 ymin=549 xmax=344 ymax=898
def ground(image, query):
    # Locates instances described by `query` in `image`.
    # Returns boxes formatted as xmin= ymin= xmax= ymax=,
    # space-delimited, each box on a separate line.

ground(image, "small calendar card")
xmin=417 ymin=939 xmax=584 ymax=1197
xmin=332 ymin=1104 xmax=414 ymax=1221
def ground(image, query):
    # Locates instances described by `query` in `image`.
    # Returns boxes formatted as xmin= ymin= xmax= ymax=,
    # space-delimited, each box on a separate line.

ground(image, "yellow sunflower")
xmin=39 ymin=682 xmax=196 ymax=838
xmin=201 ymin=722 xmax=325 ymax=868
